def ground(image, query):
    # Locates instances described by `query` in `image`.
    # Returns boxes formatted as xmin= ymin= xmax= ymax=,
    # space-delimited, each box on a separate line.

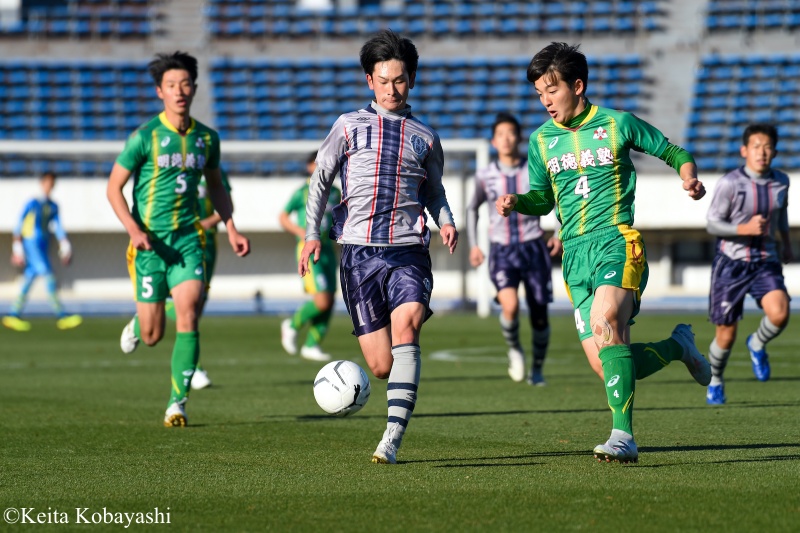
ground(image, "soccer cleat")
xmin=593 ymin=430 xmax=639 ymax=464
xmin=164 ymin=400 xmax=187 ymax=427
xmin=507 ymin=347 xmax=526 ymax=382
xmin=671 ymin=324 xmax=712 ymax=386
xmin=746 ymin=334 xmax=771 ymax=382
xmin=280 ymin=318 xmax=298 ymax=355
xmin=371 ymin=439 xmax=398 ymax=464
xmin=300 ymin=345 xmax=332 ymax=362
xmin=2 ymin=315 xmax=32 ymax=332
xmin=190 ymin=368 xmax=212 ymax=390
xmin=120 ymin=316 xmax=139 ymax=354
xmin=706 ymin=383 xmax=726 ymax=405
xmin=56 ymin=314 xmax=82 ymax=330
xmin=527 ymin=369 xmax=547 ymax=386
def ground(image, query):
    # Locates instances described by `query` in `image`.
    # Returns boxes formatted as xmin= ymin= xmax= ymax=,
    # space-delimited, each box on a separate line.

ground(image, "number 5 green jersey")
xmin=116 ymin=112 xmax=221 ymax=232
xmin=528 ymin=103 xmax=676 ymax=241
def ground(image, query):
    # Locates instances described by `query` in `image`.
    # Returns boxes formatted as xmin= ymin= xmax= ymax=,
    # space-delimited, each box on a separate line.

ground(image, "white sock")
xmin=384 ymin=343 xmax=421 ymax=450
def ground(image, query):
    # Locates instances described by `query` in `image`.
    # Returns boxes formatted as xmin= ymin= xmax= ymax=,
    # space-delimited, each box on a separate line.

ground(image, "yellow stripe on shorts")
xmin=126 ymin=242 xmax=138 ymax=301
xmin=618 ymin=225 xmax=646 ymax=298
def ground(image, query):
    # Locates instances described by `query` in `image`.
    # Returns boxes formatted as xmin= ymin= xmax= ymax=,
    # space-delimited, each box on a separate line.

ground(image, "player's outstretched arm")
xmin=679 ymin=162 xmax=705 ymax=200
xmin=298 ymin=240 xmax=321 ymax=277
xmin=107 ymin=163 xmax=151 ymax=251
xmin=206 ymin=167 xmax=250 ymax=257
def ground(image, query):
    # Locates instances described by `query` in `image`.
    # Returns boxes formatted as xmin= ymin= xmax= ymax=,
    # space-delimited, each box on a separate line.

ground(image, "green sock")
xmin=599 ymin=344 xmax=635 ymax=436
xmin=630 ymin=338 xmax=683 ymax=380
xmin=133 ymin=315 xmax=141 ymax=339
xmin=291 ymin=301 xmax=321 ymax=330
xmin=165 ymin=301 xmax=177 ymax=321
xmin=304 ymin=310 xmax=332 ymax=348
xmin=168 ymin=331 xmax=200 ymax=407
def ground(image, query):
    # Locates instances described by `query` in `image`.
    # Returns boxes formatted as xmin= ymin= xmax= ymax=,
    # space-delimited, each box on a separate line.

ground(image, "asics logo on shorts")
xmin=604 ymin=271 xmax=617 ymax=279
xmin=195 ymin=267 xmax=203 ymax=275
xmin=606 ymin=375 xmax=620 ymax=387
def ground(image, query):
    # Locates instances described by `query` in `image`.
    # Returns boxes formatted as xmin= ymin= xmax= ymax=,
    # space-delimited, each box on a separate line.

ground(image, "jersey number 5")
xmin=175 ymin=173 xmax=188 ymax=194
xmin=574 ymin=175 xmax=591 ymax=199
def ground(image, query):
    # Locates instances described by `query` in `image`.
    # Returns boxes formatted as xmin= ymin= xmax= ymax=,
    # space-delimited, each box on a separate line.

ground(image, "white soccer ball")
xmin=313 ymin=360 xmax=371 ymax=416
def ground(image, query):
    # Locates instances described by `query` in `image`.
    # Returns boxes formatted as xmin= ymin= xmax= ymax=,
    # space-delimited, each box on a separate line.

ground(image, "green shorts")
xmin=561 ymin=225 xmax=649 ymax=341
xmin=297 ymin=241 xmax=337 ymax=294
xmin=127 ymin=224 xmax=206 ymax=303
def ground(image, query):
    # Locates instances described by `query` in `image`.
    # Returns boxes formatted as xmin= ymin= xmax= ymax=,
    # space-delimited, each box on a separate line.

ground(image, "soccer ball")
xmin=313 ymin=360 xmax=371 ymax=416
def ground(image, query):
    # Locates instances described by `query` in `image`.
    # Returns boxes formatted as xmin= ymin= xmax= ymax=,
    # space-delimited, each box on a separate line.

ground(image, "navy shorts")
xmin=489 ymin=239 xmax=553 ymax=308
xmin=709 ymin=254 xmax=788 ymax=325
xmin=340 ymin=244 xmax=433 ymax=336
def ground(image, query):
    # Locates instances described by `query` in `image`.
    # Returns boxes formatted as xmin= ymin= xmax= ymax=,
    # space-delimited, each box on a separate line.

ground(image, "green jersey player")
xmin=279 ymin=152 xmax=342 ymax=362
xmin=107 ymin=51 xmax=250 ymax=427
xmin=496 ymin=42 xmax=711 ymax=463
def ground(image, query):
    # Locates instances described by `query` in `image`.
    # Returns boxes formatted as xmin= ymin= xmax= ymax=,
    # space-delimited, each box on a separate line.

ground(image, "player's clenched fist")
xmin=682 ymin=177 xmax=706 ymax=200
xmin=495 ymin=194 xmax=517 ymax=217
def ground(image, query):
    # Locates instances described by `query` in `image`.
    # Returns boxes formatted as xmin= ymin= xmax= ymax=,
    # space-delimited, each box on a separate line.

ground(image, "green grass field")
xmin=1 ymin=312 xmax=799 ymax=532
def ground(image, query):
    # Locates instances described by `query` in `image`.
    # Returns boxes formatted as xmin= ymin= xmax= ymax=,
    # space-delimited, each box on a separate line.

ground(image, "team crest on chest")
xmin=410 ymin=134 xmax=429 ymax=156
xmin=195 ymin=137 xmax=205 ymax=148
xmin=593 ymin=127 xmax=608 ymax=140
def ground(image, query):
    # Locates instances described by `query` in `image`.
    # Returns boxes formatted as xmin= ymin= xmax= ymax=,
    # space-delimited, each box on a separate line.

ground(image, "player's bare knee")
xmin=590 ymin=314 xmax=615 ymax=347
xmin=140 ymin=329 xmax=162 ymax=346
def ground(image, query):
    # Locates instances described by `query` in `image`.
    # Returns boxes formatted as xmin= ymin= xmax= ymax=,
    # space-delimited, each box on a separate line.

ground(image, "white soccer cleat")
xmin=280 ymin=319 xmax=298 ymax=355
xmin=163 ymin=400 xmax=187 ymax=427
xmin=671 ymin=324 xmax=712 ymax=386
xmin=507 ymin=347 xmax=526 ymax=382
xmin=120 ymin=316 xmax=139 ymax=354
xmin=371 ymin=439 xmax=398 ymax=464
xmin=190 ymin=368 xmax=212 ymax=390
xmin=593 ymin=430 xmax=639 ymax=464
xmin=300 ymin=345 xmax=332 ymax=362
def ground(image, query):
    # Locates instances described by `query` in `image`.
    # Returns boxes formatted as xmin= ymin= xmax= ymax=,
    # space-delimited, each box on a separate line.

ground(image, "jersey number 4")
xmin=574 ymin=176 xmax=591 ymax=199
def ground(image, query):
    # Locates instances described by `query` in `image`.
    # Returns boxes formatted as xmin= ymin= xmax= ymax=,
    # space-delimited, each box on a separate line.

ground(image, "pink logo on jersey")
xmin=593 ymin=127 xmax=608 ymax=140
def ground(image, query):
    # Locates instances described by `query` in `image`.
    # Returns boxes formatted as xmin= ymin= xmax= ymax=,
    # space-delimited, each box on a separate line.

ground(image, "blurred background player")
xmin=107 ymin=51 xmax=249 ymax=427
xmin=279 ymin=151 xmax=341 ymax=362
xmin=120 ymin=167 xmax=233 ymax=390
xmin=299 ymin=30 xmax=458 ymax=464
xmin=496 ymin=42 xmax=710 ymax=463
xmin=705 ymin=124 xmax=792 ymax=405
xmin=466 ymin=112 xmax=561 ymax=385
xmin=3 ymin=171 xmax=82 ymax=332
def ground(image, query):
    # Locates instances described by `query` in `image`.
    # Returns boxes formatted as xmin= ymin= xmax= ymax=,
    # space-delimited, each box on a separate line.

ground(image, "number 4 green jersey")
xmin=528 ymin=103 xmax=671 ymax=241
xmin=116 ymin=112 xmax=221 ymax=232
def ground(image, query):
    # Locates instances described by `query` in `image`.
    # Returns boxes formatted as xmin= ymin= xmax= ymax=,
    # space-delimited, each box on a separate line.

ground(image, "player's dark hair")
xmin=40 ymin=171 xmax=56 ymax=182
xmin=148 ymin=51 xmax=198 ymax=86
xmin=359 ymin=29 xmax=419 ymax=77
xmin=492 ymin=112 xmax=521 ymax=139
xmin=307 ymin=151 xmax=318 ymax=164
xmin=526 ymin=42 xmax=588 ymax=95
xmin=742 ymin=124 xmax=778 ymax=148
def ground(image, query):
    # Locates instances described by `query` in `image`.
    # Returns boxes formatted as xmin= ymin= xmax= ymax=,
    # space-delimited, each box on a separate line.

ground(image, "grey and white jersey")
xmin=305 ymin=101 xmax=454 ymax=246
xmin=707 ymin=166 xmax=790 ymax=262
xmin=466 ymin=160 xmax=547 ymax=248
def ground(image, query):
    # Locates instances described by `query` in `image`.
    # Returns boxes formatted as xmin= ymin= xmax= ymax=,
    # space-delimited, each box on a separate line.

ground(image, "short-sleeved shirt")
xmin=196 ymin=168 xmax=231 ymax=236
xmin=116 ymin=112 xmax=221 ymax=232
xmin=467 ymin=160 xmax=545 ymax=247
xmin=284 ymin=182 xmax=342 ymax=247
xmin=528 ymin=104 xmax=669 ymax=242
xmin=15 ymin=198 xmax=66 ymax=244
xmin=707 ymin=166 xmax=790 ymax=263
xmin=306 ymin=101 xmax=454 ymax=246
